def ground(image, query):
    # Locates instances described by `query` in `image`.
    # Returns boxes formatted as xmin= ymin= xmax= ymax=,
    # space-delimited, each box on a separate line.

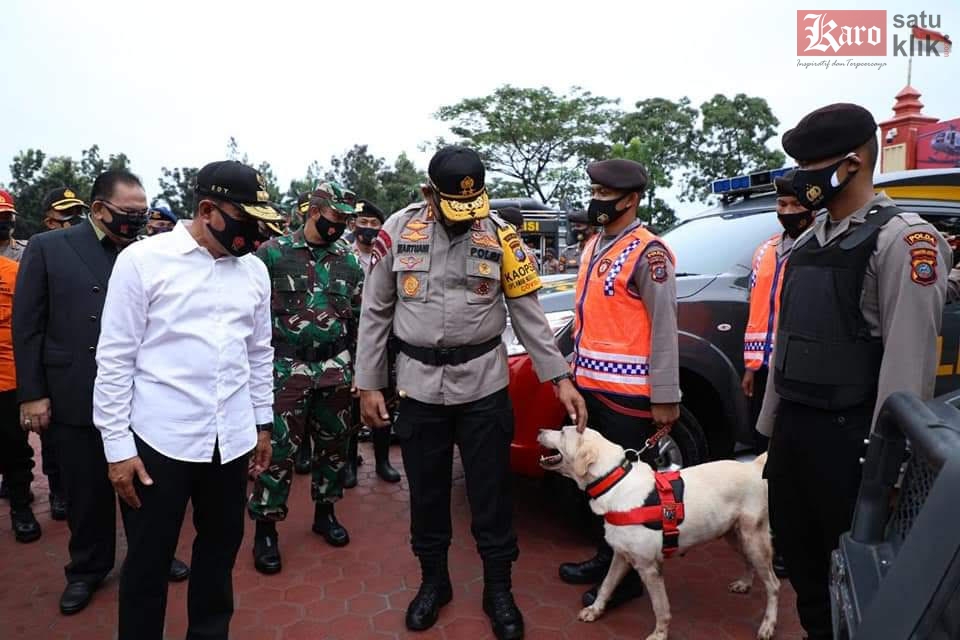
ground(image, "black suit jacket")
xmin=13 ymin=222 xmax=117 ymax=426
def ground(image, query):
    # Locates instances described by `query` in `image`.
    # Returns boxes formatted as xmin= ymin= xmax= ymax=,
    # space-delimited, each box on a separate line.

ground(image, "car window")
xmin=662 ymin=210 xmax=782 ymax=275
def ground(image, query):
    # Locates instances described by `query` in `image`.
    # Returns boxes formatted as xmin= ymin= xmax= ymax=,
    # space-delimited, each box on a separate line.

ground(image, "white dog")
xmin=537 ymin=426 xmax=779 ymax=640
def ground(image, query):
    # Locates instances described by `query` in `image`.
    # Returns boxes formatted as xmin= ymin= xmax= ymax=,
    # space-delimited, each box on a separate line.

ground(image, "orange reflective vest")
xmin=744 ymin=234 xmax=788 ymax=371
xmin=573 ymin=226 xmax=673 ymax=399
xmin=0 ymin=256 xmax=17 ymax=392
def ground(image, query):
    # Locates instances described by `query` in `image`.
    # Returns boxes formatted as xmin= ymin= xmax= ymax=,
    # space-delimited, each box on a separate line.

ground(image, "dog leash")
xmin=624 ymin=423 xmax=674 ymax=462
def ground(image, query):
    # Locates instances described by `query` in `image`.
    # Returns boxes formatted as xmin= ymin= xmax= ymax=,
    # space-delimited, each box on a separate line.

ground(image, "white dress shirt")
xmin=94 ymin=222 xmax=274 ymax=464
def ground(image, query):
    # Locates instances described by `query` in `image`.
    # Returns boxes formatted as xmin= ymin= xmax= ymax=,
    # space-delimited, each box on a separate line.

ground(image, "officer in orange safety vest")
xmin=741 ymin=170 xmax=816 ymax=450
xmin=556 ymin=158 xmax=681 ymax=611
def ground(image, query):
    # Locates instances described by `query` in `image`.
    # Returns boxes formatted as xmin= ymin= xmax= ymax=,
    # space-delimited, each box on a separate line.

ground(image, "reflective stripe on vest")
xmin=573 ymin=226 xmax=673 ymax=398
xmin=744 ymin=234 xmax=787 ymax=371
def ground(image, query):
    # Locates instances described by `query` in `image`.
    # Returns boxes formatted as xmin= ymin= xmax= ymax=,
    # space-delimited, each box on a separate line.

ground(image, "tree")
xmin=378 ymin=152 xmax=426 ymax=215
xmin=3 ymin=146 xmax=131 ymax=237
xmin=325 ymin=144 xmax=387 ymax=203
xmin=156 ymin=166 xmax=200 ymax=218
xmin=435 ymin=85 xmax=619 ymax=206
xmin=681 ymin=94 xmax=786 ymax=201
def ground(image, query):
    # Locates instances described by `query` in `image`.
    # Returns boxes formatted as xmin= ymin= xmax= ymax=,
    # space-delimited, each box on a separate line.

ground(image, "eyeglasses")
xmin=98 ymin=200 xmax=149 ymax=219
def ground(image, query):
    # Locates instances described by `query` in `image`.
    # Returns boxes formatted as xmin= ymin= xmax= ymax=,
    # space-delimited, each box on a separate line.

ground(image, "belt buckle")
xmin=436 ymin=346 xmax=456 ymax=364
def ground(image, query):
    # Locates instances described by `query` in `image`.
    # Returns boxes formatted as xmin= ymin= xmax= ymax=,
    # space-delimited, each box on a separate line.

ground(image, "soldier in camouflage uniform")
xmin=246 ymin=181 xmax=364 ymax=576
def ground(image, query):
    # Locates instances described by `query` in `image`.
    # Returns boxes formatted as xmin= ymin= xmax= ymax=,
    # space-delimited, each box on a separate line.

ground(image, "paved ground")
xmin=0 ymin=438 xmax=804 ymax=639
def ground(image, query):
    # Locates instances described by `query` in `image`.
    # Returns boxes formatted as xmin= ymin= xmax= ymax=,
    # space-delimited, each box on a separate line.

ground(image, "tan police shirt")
xmin=0 ymin=239 xmax=27 ymax=262
xmin=355 ymin=203 xmax=571 ymax=406
xmin=757 ymin=193 xmax=949 ymax=436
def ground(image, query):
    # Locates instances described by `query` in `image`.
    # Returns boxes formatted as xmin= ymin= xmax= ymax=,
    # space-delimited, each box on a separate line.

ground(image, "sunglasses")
xmin=98 ymin=200 xmax=149 ymax=220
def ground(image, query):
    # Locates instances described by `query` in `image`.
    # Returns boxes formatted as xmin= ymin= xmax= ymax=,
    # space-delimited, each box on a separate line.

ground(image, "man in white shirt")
xmin=93 ymin=161 xmax=279 ymax=640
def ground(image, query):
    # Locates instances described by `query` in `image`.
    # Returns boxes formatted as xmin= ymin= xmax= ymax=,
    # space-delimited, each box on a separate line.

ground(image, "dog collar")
xmin=585 ymin=458 xmax=633 ymax=499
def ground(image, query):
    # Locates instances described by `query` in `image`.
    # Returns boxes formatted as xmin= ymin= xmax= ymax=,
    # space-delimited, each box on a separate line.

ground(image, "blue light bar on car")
xmin=710 ymin=167 xmax=795 ymax=197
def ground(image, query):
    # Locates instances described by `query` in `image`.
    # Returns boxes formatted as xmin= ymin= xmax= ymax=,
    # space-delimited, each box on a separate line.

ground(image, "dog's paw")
xmin=578 ymin=606 xmax=603 ymax=623
xmin=756 ymin=617 xmax=776 ymax=640
xmin=728 ymin=579 xmax=752 ymax=594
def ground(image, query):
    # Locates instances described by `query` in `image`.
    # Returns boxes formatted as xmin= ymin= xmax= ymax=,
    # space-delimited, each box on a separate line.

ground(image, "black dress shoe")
xmin=483 ymin=590 xmax=524 ymax=640
xmin=168 ymin=558 xmax=190 ymax=582
xmin=581 ymin=572 xmax=645 ymax=609
xmin=60 ymin=582 xmax=94 ymax=615
xmin=11 ymin=508 xmax=42 ymax=543
xmin=50 ymin=493 xmax=67 ymax=521
xmin=312 ymin=503 xmax=349 ymax=547
xmin=773 ymin=552 xmax=788 ymax=579
xmin=253 ymin=529 xmax=282 ymax=575
xmin=405 ymin=582 xmax=453 ymax=631
xmin=294 ymin=439 xmax=312 ymax=475
xmin=559 ymin=549 xmax=612 ymax=585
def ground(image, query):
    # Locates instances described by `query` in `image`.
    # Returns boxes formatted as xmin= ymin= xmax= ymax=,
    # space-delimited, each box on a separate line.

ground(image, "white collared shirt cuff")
xmin=254 ymin=406 xmax=274 ymax=425
xmin=103 ymin=430 xmax=139 ymax=464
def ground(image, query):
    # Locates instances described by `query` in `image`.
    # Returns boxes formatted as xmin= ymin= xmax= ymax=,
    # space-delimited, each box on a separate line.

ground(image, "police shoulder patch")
xmin=370 ymin=229 xmax=393 ymax=267
xmin=909 ymin=247 xmax=938 ymax=286
xmin=904 ymin=231 xmax=939 ymax=247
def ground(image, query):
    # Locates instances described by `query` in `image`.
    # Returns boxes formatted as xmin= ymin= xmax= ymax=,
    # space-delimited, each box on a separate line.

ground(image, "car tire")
xmin=652 ymin=406 xmax=709 ymax=471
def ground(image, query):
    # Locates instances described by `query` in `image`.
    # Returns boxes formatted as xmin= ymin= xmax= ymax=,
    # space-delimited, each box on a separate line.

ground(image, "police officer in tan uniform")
xmin=559 ymin=209 xmax=595 ymax=273
xmin=757 ymin=103 xmax=949 ymax=640
xmin=357 ymin=146 xmax=586 ymax=640
xmin=0 ymin=190 xmax=27 ymax=262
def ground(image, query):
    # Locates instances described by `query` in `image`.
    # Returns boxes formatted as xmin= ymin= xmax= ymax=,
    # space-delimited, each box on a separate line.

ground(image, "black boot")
xmin=294 ymin=438 xmax=312 ymax=475
xmin=342 ymin=436 xmax=359 ymax=489
xmin=253 ymin=520 xmax=282 ymax=575
xmin=11 ymin=508 xmax=42 ymax=543
xmin=483 ymin=559 xmax=523 ymax=640
xmin=373 ymin=427 xmax=401 ymax=483
xmin=312 ymin=502 xmax=349 ymax=547
xmin=406 ymin=555 xmax=452 ymax=631
xmin=559 ymin=544 xmax=612 ymax=585
xmin=581 ymin=570 xmax=645 ymax=609
xmin=0 ymin=477 xmax=33 ymax=503
xmin=49 ymin=488 xmax=67 ymax=522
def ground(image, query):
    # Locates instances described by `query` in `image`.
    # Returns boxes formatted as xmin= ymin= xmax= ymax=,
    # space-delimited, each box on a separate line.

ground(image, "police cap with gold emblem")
xmin=297 ymin=191 xmax=312 ymax=215
xmin=428 ymin=146 xmax=490 ymax=222
xmin=355 ymin=198 xmax=385 ymax=223
xmin=148 ymin=205 xmax=178 ymax=224
xmin=41 ymin=186 xmax=87 ymax=213
xmin=774 ymin=170 xmax=797 ymax=197
xmin=587 ymin=159 xmax=648 ymax=193
xmin=782 ymin=103 xmax=877 ymax=163
xmin=567 ymin=209 xmax=589 ymax=224
xmin=195 ymin=160 xmax=282 ymax=222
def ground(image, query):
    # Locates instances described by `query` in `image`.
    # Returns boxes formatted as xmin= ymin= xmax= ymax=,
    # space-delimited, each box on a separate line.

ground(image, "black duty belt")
xmin=397 ymin=337 xmax=501 ymax=367
xmin=274 ymin=338 xmax=350 ymax=362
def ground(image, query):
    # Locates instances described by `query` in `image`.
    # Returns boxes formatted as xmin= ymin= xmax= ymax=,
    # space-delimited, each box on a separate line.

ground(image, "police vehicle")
xmin=505 ymin=167 xmax=960 ymax=477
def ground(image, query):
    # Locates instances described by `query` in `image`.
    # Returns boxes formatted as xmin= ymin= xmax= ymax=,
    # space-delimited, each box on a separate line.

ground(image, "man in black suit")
xmin=12 ymin=169 xmax=189 ymax=615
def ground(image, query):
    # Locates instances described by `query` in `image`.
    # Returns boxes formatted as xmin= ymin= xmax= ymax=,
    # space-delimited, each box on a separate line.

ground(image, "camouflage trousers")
xmin=247 ymin=373 xmax=356 ymax=522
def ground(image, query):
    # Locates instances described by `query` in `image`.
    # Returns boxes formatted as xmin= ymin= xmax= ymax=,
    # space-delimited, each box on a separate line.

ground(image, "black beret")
xmin=497 ymin=206 xmax=523 ymax=228
xmin=586 ymin=159 xmax=648 ymax=192
xmin=567 ymin=210 xmax=589 ymax=224
xmin=355 ymin=198 xmax=385 ymax=222
xmin=774 ymin=170 xmax=796 ymax=197
xmin=782 ymin=103 xmax=877 ymax=163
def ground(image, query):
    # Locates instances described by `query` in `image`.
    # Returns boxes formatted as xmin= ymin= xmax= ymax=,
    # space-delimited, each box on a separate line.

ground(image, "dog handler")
xmin=558 ymin=158 xmax=681 ymax=610
xmin=757 ymin=103 xmax=948 ymax=639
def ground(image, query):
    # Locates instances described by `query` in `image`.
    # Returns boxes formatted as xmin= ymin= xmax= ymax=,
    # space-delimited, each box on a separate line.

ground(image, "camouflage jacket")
xmin=257 ymin=230 xmax=364 ymax=387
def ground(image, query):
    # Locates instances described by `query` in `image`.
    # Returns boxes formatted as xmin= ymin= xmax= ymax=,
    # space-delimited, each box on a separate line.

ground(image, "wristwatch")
xmin=551 ymin=372 xmax=573 ymax=386
xmin=256 ymin=422 xmax=273 ymax=433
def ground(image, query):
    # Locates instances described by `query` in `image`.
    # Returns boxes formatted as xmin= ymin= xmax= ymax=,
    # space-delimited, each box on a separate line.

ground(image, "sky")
xmin=0 ymin=0 xmax=957 ymax=218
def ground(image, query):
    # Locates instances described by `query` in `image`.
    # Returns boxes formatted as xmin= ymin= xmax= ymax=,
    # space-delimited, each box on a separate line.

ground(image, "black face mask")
xmin=587 ymin=194 xmax=631 ymax=226
xmin=102 ymin=211 xmax=146 ymax=240
xmin=0 ymin=222 xmax=13 ymax=238
xmin=209 ymin=207 xmax=260 ymax=257
xmin=792 ymin=155 xmax=858 ymax=210
xmin=355 ymin=227 xmax=379 ymax=245
xmin=313 ymin=214 xmax=346 ymax=244
xmin=778 ymin=211 xmax=816 ymax=239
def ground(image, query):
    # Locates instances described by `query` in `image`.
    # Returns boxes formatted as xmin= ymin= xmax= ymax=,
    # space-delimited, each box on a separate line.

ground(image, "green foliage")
xmin=681 ymin=93 xmax=786 ymax=202
xmin=4 ymin=145 xmax=131 ymax=237
xmin=156 ymin=166 xmax=200 ymax=218
xmin=435 ymin=85 xmax=618 ymax=206
xmin=325 ymin=144 xmax=386 ymax=204
xmin=609 ymin=139 xmax=678 ymax=233
xmin=378 ymin=152 xmax=426 ymax=215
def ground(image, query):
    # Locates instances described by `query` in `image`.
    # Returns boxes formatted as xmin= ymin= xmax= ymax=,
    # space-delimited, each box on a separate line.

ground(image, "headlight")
xmin=504 ymin=311 xmax=574 ymax=356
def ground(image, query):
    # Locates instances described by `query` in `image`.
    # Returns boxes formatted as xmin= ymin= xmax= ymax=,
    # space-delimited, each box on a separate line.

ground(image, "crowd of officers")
xmin=0 ymin=100 xmax=953 ymax=640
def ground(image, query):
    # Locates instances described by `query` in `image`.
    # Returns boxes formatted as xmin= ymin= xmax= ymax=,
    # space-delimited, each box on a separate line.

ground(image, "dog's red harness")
xmin=585 ymin=460 xmax=686 ymax=558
